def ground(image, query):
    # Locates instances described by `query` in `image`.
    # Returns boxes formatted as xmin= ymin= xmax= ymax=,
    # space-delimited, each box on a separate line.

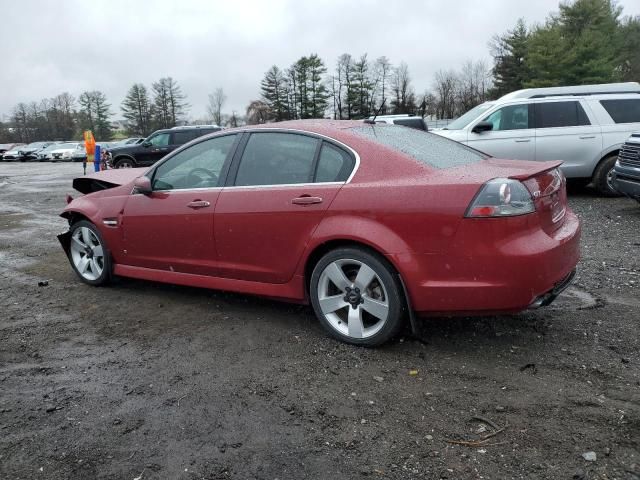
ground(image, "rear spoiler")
xmin=507 ymin=161 xmax=563 ymax=181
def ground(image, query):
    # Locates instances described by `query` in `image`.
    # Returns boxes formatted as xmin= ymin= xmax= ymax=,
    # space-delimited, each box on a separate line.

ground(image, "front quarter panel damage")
xmin=59 ymin=190 xmax=130 ymax=262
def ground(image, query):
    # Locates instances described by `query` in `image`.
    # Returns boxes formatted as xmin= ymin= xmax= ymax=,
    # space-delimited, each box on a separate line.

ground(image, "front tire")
xmin=310 ymin=247 xmax=405 ymax=347
xmin=68 ymin=220 xmax=112 ymax=286
xmin=593 ymin=154 xmax=621 ymax=196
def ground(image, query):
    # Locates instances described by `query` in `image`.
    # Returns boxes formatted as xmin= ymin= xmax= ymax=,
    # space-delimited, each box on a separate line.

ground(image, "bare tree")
xmin=432 ymin=70 xmax=459 ymax=119
xmin=390 ymin=62 xmax=416 ymax=114
xmin=374 ymin=56 xmax=392 ymax=114
xmin=207 ymin=87 xmax=227 ymax=126
xmin=456 ymin=60 xmax=493 ymax=114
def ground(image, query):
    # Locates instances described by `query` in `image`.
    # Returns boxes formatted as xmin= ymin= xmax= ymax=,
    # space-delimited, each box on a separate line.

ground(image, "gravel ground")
xmin=0 ymin=163 xmax=639 ymax=480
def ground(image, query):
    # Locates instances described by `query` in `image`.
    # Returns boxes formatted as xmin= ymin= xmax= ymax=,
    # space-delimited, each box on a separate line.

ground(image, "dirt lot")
xmin=0 ymin=162 xmax=639 ymax=480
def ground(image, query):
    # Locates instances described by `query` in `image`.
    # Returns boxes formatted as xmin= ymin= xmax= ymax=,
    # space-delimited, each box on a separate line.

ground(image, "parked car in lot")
xmin=37 ymin=142 xmax=71 ymax=161
xmin=367 ymin=114 xmax=428 ymax=131
xmin=2 ymin=145 xmax=27 ymax=161
xmin=0 ymin=143 xmax=24 ymax=160
xmin=107 ymin=125 xmax=222 ymax=168
xmin=434 ymin=82 xmax=640 ymax=196
xmin=46 ymin=142 xmax=82 ymax=162
xmin=58 ymin=120 xmax=580 ymax=346
xmin=612 ymin=133 xmax=640 ymax=202
xmin=18 ymin=141 xmax=55 ymax=161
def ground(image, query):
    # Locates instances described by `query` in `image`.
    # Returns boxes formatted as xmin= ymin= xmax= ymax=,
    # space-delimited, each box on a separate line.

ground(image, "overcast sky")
xmin=2 ymin=0 xmax=639 ymax=121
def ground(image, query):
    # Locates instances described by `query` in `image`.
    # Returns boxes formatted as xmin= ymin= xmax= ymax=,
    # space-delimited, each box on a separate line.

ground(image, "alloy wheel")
xmin=317 ymin=259 xmax=389 ymax=339
xmin=70 ymin=226 xmax=105 ymax=281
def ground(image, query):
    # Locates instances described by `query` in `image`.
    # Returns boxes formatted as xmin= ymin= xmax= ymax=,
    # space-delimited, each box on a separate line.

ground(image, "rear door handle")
xmin=292 ymin=196 xmax=323 ymax=205
xmin=514 ymin=139 xmax=531 ymax=143
xmin=187 ymin=200 xmax=211 ymax=209
xmin=579 ymin=135 xmax=596 ymax=139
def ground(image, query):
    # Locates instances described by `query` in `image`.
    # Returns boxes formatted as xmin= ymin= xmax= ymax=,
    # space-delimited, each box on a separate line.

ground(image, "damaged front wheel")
xmin=66 ymin=220 xmax=112 ymax=286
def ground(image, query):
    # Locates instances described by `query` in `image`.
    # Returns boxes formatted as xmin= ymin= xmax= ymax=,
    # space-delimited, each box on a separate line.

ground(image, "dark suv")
xmin=108 ymin=125 xmax=222 ymax=168
xmin=612 ymin=133 xmax=640 ymax=202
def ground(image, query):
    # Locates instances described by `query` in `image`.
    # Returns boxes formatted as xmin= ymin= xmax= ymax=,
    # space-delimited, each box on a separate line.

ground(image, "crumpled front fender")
xmin=58 ymin=230 xmax=72 ymax=256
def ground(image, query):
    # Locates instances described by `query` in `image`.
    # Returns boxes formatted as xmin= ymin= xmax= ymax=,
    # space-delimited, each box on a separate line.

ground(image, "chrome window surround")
xmin=139 ymin=128 xmax=361 ymax=194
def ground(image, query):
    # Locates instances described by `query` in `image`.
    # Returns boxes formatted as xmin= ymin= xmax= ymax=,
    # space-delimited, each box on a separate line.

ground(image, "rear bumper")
xmin=528 ymin=268 xmax=576 ymax=308
xmin=391 ymin=209 xmax=581 ymax=316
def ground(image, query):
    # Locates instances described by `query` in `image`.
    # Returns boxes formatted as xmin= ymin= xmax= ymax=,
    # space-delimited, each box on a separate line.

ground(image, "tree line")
xmin=0 ymin=77 xmax=192 ymax=143
xmin=249 ymin=0 xmax=639 ymax=124
xmin=1 ymin=0 xmax=638 ymax=142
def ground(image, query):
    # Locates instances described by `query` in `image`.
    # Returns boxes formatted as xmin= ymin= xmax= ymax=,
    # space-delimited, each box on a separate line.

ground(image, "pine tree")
xmin=121 ymin=83 xmax=152 ymax=136
xmin=526 ymin=0 xmax=622 ymax=87
xmin=307 ymin=54 xmax=329 ymax=118
xmin=490 ymin=18 xmax=530 ymax=98
xmin=78 ymin=91 xmax=112 ymax=140
xmin=152 ymin=77 xmax=188 ymax=128
xmin=260 ymin=66 xmax=289 ymax=121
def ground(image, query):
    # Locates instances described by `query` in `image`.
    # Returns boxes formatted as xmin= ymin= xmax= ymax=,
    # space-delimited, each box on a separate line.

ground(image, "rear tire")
xmin=67 ymin=220 xmax=112 ymax=286
xmin=310 ymin=247 xmax=405 ymax=347
xmin=593 ymin=154 xmax=621 ymax=197
xmin=114 ymin=157 xmax=135 ymax=169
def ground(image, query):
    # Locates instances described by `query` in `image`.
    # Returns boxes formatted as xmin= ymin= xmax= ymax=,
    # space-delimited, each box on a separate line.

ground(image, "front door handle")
xmin=292 ymin=196 xmax=323 ymax=205
xmin=579 ymin=135 xmax=596 ymax=139
xmin=514 ymin=139 xmax=531 ymax=143
xmin=187 ymin=200 xmax=211 ymax=209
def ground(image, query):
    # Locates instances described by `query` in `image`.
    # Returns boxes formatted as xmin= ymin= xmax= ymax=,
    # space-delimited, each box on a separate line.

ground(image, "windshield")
xmin=25 ymin=142 xmax=48 ymax=149
xmin=444 ymin=103 xmax=495 ymax=130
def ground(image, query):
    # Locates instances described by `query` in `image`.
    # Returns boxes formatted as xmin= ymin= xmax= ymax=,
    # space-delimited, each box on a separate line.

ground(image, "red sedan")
xmin=58 ymin=120 xmax=580 ymax=346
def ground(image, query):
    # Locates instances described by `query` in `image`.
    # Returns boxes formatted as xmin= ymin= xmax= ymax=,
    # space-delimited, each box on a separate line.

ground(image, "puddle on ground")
xmin=0 ymin=213 xmax=32 ymax=230
xmin=550 ymin=286 xmax=599 ymax=310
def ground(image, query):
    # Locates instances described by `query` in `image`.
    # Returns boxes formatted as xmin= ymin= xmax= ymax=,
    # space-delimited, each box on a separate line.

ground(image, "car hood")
xmin=72 ymin=167 xmax=148 ymax=194
xmin=107 ymin=144 xmax=142 ymax=154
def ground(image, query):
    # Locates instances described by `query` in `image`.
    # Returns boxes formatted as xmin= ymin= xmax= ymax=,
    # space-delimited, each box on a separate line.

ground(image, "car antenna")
xmin=363 ymin=99 xmax=386 ymax=124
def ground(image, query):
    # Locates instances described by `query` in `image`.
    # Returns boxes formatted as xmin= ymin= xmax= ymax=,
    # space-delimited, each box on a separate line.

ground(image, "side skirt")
xmin=113 ymin=264 xmax=307 ymax=304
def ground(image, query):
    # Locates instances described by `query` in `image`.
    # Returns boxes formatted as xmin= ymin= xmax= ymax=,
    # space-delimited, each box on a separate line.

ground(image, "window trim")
xmin=225 ymin=129 xmax=359 ymax=188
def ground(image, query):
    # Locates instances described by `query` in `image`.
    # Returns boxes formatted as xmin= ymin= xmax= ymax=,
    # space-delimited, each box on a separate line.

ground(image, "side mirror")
xmin=133 ymin=176 xmax=152 ymax=195
xmin=142 ymin=141 xmax=152 ymax=147
xmin=472 ymin=121 xmax=493 ymax=133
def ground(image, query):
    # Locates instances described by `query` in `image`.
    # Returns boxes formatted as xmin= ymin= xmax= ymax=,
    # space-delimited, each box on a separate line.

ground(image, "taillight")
xmin=465 ymin=178 xmax=535 ymax=218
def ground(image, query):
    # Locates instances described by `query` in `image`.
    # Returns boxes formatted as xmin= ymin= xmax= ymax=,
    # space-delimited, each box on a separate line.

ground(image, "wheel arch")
xmin=591 ymin=148 xmax=619 ymax=178
xmin=303 ymin=239 xmax=401 ymax=291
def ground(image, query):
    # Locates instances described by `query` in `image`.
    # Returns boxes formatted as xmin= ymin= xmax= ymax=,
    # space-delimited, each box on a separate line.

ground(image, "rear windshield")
xmin=351 ymin=125 xmax=487 ymax=169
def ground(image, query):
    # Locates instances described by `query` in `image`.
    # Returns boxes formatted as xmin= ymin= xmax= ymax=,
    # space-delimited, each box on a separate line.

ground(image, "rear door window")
xmin=534 ymin=101 xmax=591 ymax=128
xmin=234 ymin=132 xmax=319 ymax=186
xmin=171 ymin=130 xmax=197 ymax=145
xmin=600 ymin=99 xmax=640 ymax=123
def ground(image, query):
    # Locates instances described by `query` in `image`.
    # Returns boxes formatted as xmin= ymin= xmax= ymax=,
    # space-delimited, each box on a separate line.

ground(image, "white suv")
xmin=433 ymin=82 xmax=640 ymax=195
